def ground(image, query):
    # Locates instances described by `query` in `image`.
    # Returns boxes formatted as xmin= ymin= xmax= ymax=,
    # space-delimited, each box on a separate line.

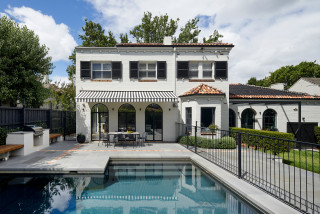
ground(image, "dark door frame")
xmin=145 ymin=104 xmax=163 ymax=141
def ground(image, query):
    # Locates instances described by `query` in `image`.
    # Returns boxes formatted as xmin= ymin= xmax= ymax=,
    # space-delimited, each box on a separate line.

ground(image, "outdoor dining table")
xmin=107 ymin=132 xmax=140 ymax=147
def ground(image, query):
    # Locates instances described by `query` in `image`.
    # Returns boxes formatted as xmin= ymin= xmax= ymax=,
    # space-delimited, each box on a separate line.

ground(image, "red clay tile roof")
xmin=180 ymin=84 xmax=225 ymax=97
xmin=230 ymin=84 xmax=320 ymax=100
xmin=116 ymin=43 xmax=234 ymax=47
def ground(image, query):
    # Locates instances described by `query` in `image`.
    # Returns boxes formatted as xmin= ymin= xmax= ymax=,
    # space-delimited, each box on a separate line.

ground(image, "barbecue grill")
xmin=23 ymin=125 xmax=43 ymax=137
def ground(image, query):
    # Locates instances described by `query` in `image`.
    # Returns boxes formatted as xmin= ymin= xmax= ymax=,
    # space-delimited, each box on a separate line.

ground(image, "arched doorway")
xmin=241 ymin=108 xmax=255 ymax=129
xmin=91 ymin=104 xmax=109 ymax=141
xmin=118 ymin=104 xmax=136 ymax=131
xmin=145 ymin=104 xmax=163 ymax=141
xmin=263 ymin=109 xmax=277 ymax=130
xmin=229 ymin=109 xmax=236 ymax=127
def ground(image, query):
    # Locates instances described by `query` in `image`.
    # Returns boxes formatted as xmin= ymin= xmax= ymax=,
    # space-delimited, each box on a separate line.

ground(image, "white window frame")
xmin=138 ymin=62 xmax=157 ymax=79
xmin=92 ymin=62 xmax=112 ymax=79
xmin=188 ymin=62 xmax=213 ymax=79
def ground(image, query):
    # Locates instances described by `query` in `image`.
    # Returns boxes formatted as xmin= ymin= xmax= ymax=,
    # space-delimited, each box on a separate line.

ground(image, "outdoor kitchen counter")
xmin=6 ymin=129 xmax=49 ymax=156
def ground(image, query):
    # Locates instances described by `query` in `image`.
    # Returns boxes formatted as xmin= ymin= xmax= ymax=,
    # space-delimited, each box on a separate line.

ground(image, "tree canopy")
xmin=247 ymin=61 xmax=320 ymax=89
xmin=0 ymin=16 xmax=53 ymax=107
xmin=130 ymin=11 xmax=223 ymax=44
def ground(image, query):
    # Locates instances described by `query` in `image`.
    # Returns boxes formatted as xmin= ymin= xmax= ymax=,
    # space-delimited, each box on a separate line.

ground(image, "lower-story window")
xmin=186 ymin=107 xmax=192 ymax=132
xmin=118 ymin=104 xmax=136 ymax=131
xmin=201 ymin=107 xmax=215 ymax=133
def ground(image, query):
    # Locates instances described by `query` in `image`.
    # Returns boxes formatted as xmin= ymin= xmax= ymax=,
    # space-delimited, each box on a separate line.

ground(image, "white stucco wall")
xmin=75 ymin=46 xmax=232 ymax=142
xmin=289 ymin=79 xmax=320 ymax=95
xmin=229 ymin=100 xmax=320 ymax=132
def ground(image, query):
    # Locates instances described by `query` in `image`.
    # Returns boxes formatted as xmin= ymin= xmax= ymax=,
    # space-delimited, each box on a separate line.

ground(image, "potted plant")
xmin=208 ymin=124 xmax=219 ymax=140
xmin=77 ymin=133 xmax=86 ymax=143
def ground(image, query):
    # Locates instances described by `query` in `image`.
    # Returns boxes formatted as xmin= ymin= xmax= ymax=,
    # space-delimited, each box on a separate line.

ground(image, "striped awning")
xmin=75 ymin=90 xmax=178 ymax=103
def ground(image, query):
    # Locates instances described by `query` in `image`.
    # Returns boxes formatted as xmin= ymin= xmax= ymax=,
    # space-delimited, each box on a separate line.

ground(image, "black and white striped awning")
xmin=76 ymin=90 xmax=178 ymax=103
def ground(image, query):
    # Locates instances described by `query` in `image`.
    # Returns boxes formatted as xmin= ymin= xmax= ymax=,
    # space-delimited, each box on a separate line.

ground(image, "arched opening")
xmin=118 ymin=104 xmax=136 ymax=132
xmin=241 ymin=108 xmax=255 ymax=129
xmin=91 ymin=104 xmax=109 ymax=141
xmin=263 ymin=109 xmax=277 ymax=131
xmin=145 ymin=104 xmax=163 ymax=141
xmin=229 ymin=109 xmax=236 ymax=127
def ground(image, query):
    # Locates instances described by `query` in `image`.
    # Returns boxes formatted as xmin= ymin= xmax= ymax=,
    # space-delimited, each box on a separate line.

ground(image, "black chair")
xmin=102 ymin=134 xmax=110 ymax=147
xmin=137 ymin=132 xmax=147 ymax=147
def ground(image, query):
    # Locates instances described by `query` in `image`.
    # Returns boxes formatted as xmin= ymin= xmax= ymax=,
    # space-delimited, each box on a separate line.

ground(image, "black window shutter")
xmin=215 ymin=61 xmax=228 ymax=79
xmin=130 ymin=61 xmax=138 ymax=79
xmin=177 ymin=61 xmax=189 ymax=78
xmin=157 ymin=61 xmax=166 ymax=79
xmin=112 ymin=61 xmax=122 ymax=79
xmin=80 ymin=61 xmax=91 ymax=79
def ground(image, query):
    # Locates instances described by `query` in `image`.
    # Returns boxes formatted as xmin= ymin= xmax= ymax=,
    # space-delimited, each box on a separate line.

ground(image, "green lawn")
xmin=279 ymin=150 xmax=319 ymax=174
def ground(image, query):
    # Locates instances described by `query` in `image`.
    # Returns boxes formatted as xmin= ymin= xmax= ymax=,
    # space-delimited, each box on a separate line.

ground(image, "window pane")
xmin=148 ymin=63 xmax=156 ymax=70
xmin=189 ymin=62 xmax=198 ymax=70
xmin=139 ymin=63 xmax=147 ymax=70
xmin=92 ymin=71 xmax=101 ymax=79
xmin=92 ymin=63 xmax=101 ymax=70
xmin=139 ymin=71 xmax=147 ymax=78
xmin=203 ymin=63 xmax=212 ymax=70
xmin=203 ymin=71 xmax=212 ymax=78
xmin=103 ymin=63 xmax=111 ymax=71
xmin=189 ymin=70 xmax=198 ymax=78
xmin=148 ymin=71 xmax=156 ymax=78
xmin=102 ymin=71 xmax=111 ymax=79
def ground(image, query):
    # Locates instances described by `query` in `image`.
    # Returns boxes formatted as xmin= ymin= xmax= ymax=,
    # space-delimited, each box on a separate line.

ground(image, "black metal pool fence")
xmin=177 ymin=122 xmax=320 ymax=214
xmin=0 ymin=106 xmax=76 ymax=139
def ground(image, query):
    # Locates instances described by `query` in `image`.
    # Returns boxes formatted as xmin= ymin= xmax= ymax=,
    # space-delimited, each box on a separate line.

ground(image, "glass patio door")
xmin=145 ymin=104 xmax=163 ymax=141
xmin=91 ymin=104 xmax=109 ymax=141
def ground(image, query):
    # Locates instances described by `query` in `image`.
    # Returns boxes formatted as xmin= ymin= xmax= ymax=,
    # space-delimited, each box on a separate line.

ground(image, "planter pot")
xmin=77 ymin=135 xmax=86 ymax=143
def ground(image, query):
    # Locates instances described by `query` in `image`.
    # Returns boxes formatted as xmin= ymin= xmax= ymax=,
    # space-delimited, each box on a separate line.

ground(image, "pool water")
xmin=0 ymin=162 xmax=261 ymax=213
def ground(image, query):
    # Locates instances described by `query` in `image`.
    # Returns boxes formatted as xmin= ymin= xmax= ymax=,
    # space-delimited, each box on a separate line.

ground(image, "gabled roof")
xmin=116 ymin=42 xmax=234 ymax=47
xmin=301 ymin=78 xmax=320 ymax=86
xmin=229 ymin=84 xmax=320 ymax=99
xmin=180 ymin=84 xmax=225 ymax=97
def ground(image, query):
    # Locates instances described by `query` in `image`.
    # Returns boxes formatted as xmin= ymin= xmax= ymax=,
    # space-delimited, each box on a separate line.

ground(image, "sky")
xmin=1 ymin=0 xmax=320 ymax=84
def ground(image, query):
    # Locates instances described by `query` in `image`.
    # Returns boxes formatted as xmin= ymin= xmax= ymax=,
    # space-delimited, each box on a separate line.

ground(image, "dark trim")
xmin=90 ymin=103 xmax=109 ymax=142
xmin=157 ymin=61 xmax=167 ymax=79
xmin=80 ymin=61 xmax=91 ymax=79
xmin=189 ymin=79 xmax=215 ymax=82
xmin=214 ymin=61 xmax=228 ymax=79
xmin=116 ymin=44 xmax=235 ymax=47
xmin=177 ymin=61 xmax=189 ymax=79
xmin=179 ymin=94 xmax=225 ymax=97
xmin=129 ymin=61 xmax=138 ymax=79
xmin=112 ymin=61 xmax=122 ymax=79
xmin=118 ymin=103 xmax=136 ymax=132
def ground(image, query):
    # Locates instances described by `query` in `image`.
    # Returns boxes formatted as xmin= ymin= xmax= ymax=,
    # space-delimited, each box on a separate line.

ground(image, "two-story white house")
xmin=75 ymin=37 xmax=234 ymax=142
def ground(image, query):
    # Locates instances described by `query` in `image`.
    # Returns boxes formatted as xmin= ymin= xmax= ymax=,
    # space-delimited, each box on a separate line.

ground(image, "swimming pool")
xmin=0 ymin=161 xmax=261 ymax=213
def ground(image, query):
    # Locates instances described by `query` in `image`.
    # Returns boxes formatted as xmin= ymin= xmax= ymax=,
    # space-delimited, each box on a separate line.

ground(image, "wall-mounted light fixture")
xmin=139 ymin=108 xmax=142 ymax=111
xmin=302 ymin=117 xmax=305 ymax=122
xmin=112 ymin=108 xmax=114 ymax=111
xmin=293 ymin=108 xmax=298 ymax=111
xmin=169 ymin=108 xmax=171 ymax=111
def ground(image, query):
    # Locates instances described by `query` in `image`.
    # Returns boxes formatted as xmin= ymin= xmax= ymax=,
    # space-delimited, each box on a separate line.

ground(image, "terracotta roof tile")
xmin=229 ymin=84 xmax=320 ymax=100
xmin=180 ymin=84 xmax=225 ymax=97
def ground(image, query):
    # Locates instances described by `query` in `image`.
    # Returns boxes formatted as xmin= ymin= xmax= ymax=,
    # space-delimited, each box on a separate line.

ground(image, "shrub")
xmin=0 ymin=127 xmax=8 ymax=145
xmin=230 ymin=127 xmax=295 ymax=154
xmin=315 ymin=127 xmax=320 ymax=145
xmin=178 ymin=136 xmax=236 ymax=149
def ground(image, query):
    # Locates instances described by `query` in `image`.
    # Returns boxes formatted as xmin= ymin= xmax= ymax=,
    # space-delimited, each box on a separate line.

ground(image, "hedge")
xmin=0 ymin=127 xmax=8 ymax=145
xmin=315 ymin=127 xmax=320 ymax=145
xmin=178 ymin=136 xmax=236 ymax=149
xmin=230 ymin=127 xmax=295 ymax=154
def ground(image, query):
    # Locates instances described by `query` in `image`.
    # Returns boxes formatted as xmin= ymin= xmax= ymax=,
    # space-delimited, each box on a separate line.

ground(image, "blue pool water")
xmin=0 ymin=162 xmax=261 ymax=213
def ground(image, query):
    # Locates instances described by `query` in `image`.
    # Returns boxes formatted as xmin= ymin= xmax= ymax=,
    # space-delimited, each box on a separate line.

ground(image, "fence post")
xmin=48 ymin=102 xmax=52 ymax=133
xmin=22 ymin=98 xmax=26 ymax=127
xmin=195 ymin=121 xmax=197 ymax=153
xmin=238 ymin=132 xmax=242 ymax=178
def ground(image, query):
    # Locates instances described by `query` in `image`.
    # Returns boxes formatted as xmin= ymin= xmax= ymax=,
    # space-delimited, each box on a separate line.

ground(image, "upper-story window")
xmin=92 ymin=63 xmax=111 ymax=79
xmin=177 ymin=61 xmax=213 ymax=79
xmin=139 ymin=62 xmax=156 ymax=79
xmin=80 ymin=61 xmax=122 ymax=80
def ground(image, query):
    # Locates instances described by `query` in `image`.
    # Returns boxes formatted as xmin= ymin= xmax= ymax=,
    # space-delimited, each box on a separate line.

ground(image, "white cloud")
xmin=86 ymin=0 xmax=320 ymax=83
xmin=5 ymin=6 xmax=77 ymax=62
xmin=50 ymin=75 xmax=71 ymax=86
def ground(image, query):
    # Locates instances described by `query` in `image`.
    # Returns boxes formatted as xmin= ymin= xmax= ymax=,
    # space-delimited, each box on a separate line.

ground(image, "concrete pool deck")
xmin=0 ymin=141 xmax=302 ymax=214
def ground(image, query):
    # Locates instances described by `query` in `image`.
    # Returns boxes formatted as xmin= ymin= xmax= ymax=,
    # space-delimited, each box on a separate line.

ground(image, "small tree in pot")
xmin=77 ymin=133 xmax=86 ymax=143
xmin=208 ymin=124 xmax=219 ymax=141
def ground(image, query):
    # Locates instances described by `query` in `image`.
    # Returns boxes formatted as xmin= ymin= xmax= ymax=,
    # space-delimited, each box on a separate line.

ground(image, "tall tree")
xmin=175 ymin=18 xmax=201 ymax=43
xmin=130 ymin=11 xmax=179 ymax=43
xmin=203 ymin=30 xmax=223 ymax=43
xmin=67 ymin=19 xmax=117 ymax=80
xmin=120 ymin=33 xmax=129 ymax=43
xmin=247 ymin=61 xmax=320 ymax=89
xmin=0 ymin=16 xmax=53 ymax=107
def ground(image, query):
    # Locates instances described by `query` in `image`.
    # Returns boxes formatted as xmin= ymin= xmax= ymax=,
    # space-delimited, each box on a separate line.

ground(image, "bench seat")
xmin=0 ymin=144 xmax=24 ymax=161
